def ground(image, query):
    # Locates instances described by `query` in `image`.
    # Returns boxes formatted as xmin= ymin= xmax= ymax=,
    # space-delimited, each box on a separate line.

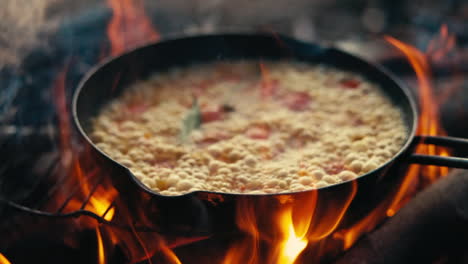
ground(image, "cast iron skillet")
xmin=73 ymin=33 xmax=468 ymax=200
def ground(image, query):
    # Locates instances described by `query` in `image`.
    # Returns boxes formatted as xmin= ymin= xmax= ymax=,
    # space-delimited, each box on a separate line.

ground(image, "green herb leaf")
xmin=179 ymin=97 xmax=201 ymax=143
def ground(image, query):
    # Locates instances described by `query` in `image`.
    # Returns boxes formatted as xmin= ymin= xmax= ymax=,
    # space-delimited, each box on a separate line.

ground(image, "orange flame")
xmin=276 ymin=207 xmax=309 ymax=264
xmin=427 ymin=24 xmax=456 ymax=62
xmin=51 ymin=0 xmax=162 ymax=230
xmin=54 ymin=0 xmax=162 ymax=225
xmin=51 ymin=65 xmax=117 ymax=221
xmin=159 ymin=244 xmax=183 ymax=264
xmin=51 ymin=67 xmax=118 ymax=264
xmin=50 ymin=13 xmax=457 ymax=262
xmin=78 ymin=165 xmax=117 ymax=221
xmin=222 ymin=198 xmax=260 ymax=264
xmin=48 ymin=2 xmax=193 ymax=263
xmin=50 ymin=65 xmax=122 ymax=263
xmin=96 ymin=227 xmax=106 ymax=264
xmin=0 ymin=254 xmax=11 ymax=264
xmin=106 ymin=0 xmax=160 ymax=56
xmin=335 ymin=25 xmax=456 ymax=250
xmin=385 ymin=30 xmax=452 ymax=213
xmin=46 ymin=2 xmax=203 ymax=262
xmin=334 ymin=196 xmax=390 ymax=250
xmin=223 ymin=182 xmax=357 ymax=263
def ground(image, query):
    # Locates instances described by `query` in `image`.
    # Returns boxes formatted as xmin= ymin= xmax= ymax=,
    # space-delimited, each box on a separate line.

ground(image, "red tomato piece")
xmin=340 ymin=79 xmax=361 ymax=89
xmin=246 ymin=125 xmax=270 ymax=139
xmin=127 ymin=103 xmax=148 ymax=114
xmin=353 ymin=118 xmax=365 ymax=126
xmin=261 ymin=79 xmax=279 ymax=98
xmin=201 ymin=110 xmax=224 ymax=123
xmin=282 ymin=92 xmax=311 ymax=111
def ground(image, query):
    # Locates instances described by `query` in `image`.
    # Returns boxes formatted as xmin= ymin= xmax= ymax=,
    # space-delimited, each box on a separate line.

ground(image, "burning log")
xmin=335 ymin=169 xmax=468 ymax=264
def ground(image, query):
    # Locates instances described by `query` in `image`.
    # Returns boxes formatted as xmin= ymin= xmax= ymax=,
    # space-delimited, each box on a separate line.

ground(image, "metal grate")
xmin=0 ymin=125 xmax=115 ymax=224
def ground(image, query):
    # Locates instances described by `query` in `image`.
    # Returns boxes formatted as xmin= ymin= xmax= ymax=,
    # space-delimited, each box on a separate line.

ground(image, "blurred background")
xmin=1 ymin=0 xmax=468 ymax=65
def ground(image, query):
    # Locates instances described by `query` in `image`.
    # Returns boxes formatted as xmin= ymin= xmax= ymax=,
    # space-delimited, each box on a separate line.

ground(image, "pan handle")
xmin=407 ymin=135 xmax=468 ymax=169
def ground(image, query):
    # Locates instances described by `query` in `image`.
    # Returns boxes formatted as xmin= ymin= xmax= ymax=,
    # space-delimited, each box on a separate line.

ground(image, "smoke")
xmin=0 ymin=0 xmax=60 ymax=67
xmin=0 ymin=0 xmax=331 ymax=68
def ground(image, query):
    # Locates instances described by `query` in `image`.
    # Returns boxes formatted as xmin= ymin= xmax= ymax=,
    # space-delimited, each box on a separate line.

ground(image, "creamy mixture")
xmin=91 ymin=61 xmax=407 ymax=195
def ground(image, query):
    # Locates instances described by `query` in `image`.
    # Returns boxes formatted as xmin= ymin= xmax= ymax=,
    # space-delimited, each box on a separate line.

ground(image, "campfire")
xmin=1 ymin=1 xmax=468 ymax=263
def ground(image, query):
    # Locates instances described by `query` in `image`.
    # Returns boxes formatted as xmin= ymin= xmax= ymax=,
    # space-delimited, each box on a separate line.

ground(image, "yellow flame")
xmin=277 ymin=208 xmax=308 ymax=264
xmin=385 ymin=35 xmax=451 ymax=214
xmin=0 ymin=253 xmax=11 ymax=264
xmin=336 ymin=27 xmax=456 ymax=252
xmin=96 ymin=227 xmax=106 ymax=264
xmin=71 ymin=161 xmax=117 ymax=221
xmin=161 ymin=247 xmax=182 ymax=264
xmin=90 ymin=196 xmax=115 ymax=221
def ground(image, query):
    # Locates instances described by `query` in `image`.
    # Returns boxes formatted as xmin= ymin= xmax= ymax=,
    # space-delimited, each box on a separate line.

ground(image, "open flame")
xmin=53 ymin=66 xmax=187 ymax=262
xmin=226 ymin=26 xmax=457 ymax=259
xmin=427 ymin=25 xmax=456 ymax=62
xmin=276 ymin=207 xmax=309 ymax=264
xmin=51 ymin=65 xmax=117 ymax=222
xmin=49 ymin=3 xmax=456 ymax=258
xmin=47 ymin=1 xmax=197 ymax=263
xmin=0 ymin=253 xmax=11 ymax=264
xmin=385 ymin=25 xmax=454 ymax=213
xmin=96 ymin=227 xmax=106 ymax=264
xmin=106 ymin=0 xmax=160 ymax=56
xmin=335 ymin=25 xmax=456 ymax=250
xmin=222 ymin=182 xmax=357 ymax=264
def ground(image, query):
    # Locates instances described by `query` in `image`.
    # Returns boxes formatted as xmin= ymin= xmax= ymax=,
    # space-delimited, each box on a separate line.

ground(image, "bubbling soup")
xmin=91 ymin=61 xmax=407 ymax=195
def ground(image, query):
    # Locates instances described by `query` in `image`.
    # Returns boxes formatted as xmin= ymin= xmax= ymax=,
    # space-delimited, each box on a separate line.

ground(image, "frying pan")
xmin=72 ymin=34 xmax=468 ymax=233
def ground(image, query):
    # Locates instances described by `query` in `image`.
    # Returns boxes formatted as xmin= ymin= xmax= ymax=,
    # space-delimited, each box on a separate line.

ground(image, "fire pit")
xmin=1 ymin=1 xmax=468 ymax=263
